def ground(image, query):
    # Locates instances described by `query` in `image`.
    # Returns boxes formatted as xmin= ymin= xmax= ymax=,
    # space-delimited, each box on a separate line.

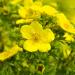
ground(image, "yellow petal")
xmin=31 ymin=4 xmax=43 ymax=13
xmin=70 ymin=15 xmax=75 ymax=24
xmin=42 ymin=29 xmax=55 ymax=42
xmin=23 ymin=40 xmax=38 ymax=52
xmin=24 ymin=0 xmax=33 ymax=7
xmin=30 ymin=21 xmax=43 ymax=33
xmin=56 ymin=13 xmax=75 ymax=34
xmin=16 ymin=19 xmax=33 ymax=24
xmin=24 ymin=19 xmax=33 ymax=23
xmin=20 ymin=21 xmax=43 ymax=39
xmin=16 ymin=19 xmax=26 ymax=24
xmin=39 ymin=43 xmax=51 ymax=52
xmin=43 ymin=5 xmax=57 ymax=16
xmin=20 ymin=25 xmax=33 ymax=39
xmin=18 ymin=7 xmax=28 ymax=18
xmin=57 ymin=13 xmax=71 ymax=29
xmin=0 ymin=45 xmax=22 ymax=61
xmin=69 ymin=28 xmax=75 ymax=34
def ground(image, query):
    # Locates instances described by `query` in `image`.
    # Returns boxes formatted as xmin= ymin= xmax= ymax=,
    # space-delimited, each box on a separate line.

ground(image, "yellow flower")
xmin=63 ymin=33 xmax=74 ymax=42
xmin=56 ymin=13 xmax=75 ymax=34
xmin=17 ymin=5 xmax=41 ymax=24
xmin=20 ymin=21 xmax=55 ymax=52
xmin=18 ymin=1 xmax=42 ymax=19
xmin=0 ymin=44 xmax=22 ymax=61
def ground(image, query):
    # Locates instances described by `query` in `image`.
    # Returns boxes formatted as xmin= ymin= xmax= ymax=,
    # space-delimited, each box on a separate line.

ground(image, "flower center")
xmin=27 ymin=9 xmax=40 ymax=19
xmin=32 ymin=33 xmax=40 ymax=42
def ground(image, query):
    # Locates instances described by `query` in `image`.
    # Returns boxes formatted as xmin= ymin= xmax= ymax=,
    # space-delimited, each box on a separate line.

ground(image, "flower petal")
xmin=16 ymin=19 xmax=33 ymax=24
xmin=0 ymin=45 xmax=22 ymax=61
xmin=24 ymin=0 xmax=33 ymax=7
xmin=20 ymin=21 xmax=43 ymax=39
xmin=56 ymin=13 xmax=75 ymax=34
xmin=16 ymin=19 xmax=27 ymax=24
xmin=20 ymin=25 xmax=33 ymax=39
xmin=30 ymin=21 xmax=43 ymax=33
xmin=43 ymin=5 xmax=57 ymax=16
xmin=23 ymin=40 xmax=38 ymax=52
xmin=39 ymin=43 xmax=51 ymax=52
xmin=31 ymin=4 xmax=43 ymax=13
xmin=42 ymin=29 xmax=55 ymax=42
xmin=18 ymin=7 xmax=28 ymax=18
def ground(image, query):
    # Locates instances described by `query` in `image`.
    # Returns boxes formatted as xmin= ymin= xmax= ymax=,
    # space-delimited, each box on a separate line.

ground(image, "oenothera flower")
xmin=56 ymin=13 xmax=75 ymax=34
xmin=16 ymin=1 xmax=42 ymax=24
xmin=16 ymin=1 xmax=58 ymax=24
xmin=20 ymin=21 xmax=55 ymax=52
xmin=16 ymin=5 xmax=41 ymax=24
xmin=0 ymin=44 xmax=22 ymax=61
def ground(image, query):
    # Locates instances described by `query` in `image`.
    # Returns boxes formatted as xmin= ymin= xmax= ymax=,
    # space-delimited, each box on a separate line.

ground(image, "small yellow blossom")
xmin=0 ymin=44 xmax=22 ymax=61
xmin=18 ymin=1 xmax=42 ymax=19
xmin=56 ymin=13 xmax=75 ymax=34
xmin=17 ymin=6 xmax=41 ymax=24
xmin=63 ymin=33 xmax=74 ymax=42
xmin=20 ymin=21 xmax=55 ymax=52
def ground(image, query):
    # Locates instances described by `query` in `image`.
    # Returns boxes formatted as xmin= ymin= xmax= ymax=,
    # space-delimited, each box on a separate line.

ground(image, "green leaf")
xmin=0 ymin=64 xmax=14 ymax=75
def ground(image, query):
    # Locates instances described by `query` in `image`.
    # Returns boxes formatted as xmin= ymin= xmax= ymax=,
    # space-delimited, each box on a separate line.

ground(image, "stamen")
xmin=31 ymin=33 xmax=40 ymax=42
